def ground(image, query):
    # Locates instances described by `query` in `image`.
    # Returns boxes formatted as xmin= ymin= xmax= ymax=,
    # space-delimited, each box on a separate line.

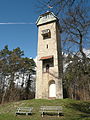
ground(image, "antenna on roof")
xmin=47 ymin=4 xmax=53 ymax=12
xmin=47 ymin=5 xmax=53 ymax=9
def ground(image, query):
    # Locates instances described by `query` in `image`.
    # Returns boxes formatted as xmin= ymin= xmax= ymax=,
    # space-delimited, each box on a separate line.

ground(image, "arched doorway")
xmin=49 ymin=80 xmax=56 ymax=98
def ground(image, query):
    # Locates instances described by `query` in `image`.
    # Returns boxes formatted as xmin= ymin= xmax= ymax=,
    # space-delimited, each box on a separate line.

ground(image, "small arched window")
xmin=46 ymin=64 xmax=49 ymax=72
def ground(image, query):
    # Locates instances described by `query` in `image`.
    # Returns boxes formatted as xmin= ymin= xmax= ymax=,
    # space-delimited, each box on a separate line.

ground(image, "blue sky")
xmin=0 ymin=0 xmax=41 ymax=58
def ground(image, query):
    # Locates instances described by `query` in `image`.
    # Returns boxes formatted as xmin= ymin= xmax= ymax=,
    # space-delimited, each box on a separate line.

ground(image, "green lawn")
xmin=0 ymin=99 xmax=90 ymax=120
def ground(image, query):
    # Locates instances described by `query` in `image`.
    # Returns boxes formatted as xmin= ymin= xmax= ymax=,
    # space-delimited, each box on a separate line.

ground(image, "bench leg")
xmin=26 ymin=113 xmax=28 ymax=115
xmin=42 ymin=112 xmax=44 ymax=117
xmin=58 ymin=112 xmax=59 ymax=117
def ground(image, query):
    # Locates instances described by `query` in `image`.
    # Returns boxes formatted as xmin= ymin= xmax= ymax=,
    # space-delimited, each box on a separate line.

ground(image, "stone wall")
xmin=36 ymin=20 xmax=63 ymax=99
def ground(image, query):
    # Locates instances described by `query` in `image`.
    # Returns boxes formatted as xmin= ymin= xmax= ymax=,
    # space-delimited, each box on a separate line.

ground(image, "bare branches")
xmin=61 ymin=4 xmax=90 ymax=58
xmin=37 ymin=0 xmax=85 ymax=15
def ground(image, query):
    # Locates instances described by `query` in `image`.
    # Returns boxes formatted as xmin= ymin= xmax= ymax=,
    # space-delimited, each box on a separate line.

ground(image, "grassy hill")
xmin=0 ymin=99 xmax=90 ymax=120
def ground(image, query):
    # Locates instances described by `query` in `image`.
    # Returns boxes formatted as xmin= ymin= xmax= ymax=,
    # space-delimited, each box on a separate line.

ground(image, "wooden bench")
xmin=15 ymin=107 xmax=33 ymax=116
xmin=40 ymin=106 xmax=63 ymax=117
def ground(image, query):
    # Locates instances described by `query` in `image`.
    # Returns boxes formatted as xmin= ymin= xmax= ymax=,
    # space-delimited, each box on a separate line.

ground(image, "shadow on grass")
xmin=65 ymin=101 xmax=90 ymax=119
xmin=42 ymin=112 xmax=64 ymax=116
xmin=70 ymin=102 xmax=90 ymax=113
xmin=80 ymin=114 xmax=90 ymax=118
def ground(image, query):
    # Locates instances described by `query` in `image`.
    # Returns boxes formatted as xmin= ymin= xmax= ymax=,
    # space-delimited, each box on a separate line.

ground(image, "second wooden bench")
xmin=40 ymin=106 xmax=63 ymax=117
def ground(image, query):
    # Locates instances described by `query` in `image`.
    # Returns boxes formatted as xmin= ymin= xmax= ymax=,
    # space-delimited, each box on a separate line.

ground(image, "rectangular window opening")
xmin=41 ymin=29 xmax=51 ymax=39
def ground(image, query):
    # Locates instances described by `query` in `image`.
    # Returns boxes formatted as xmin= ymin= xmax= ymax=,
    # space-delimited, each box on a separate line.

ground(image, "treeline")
xmin=63 ymin=54 xmax=90 ymax=100
xmin=0 ymin=45 xmax=36 ymax=104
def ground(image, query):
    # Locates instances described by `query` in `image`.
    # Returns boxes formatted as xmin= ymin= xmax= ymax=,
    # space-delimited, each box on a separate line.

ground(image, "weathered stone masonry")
xmin=36 ymin=12 xmax=63 ymax=99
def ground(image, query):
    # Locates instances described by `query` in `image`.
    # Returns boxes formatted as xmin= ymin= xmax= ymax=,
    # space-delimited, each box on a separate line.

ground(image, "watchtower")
xmin=36 ymin=12 xmax=63 ymax=99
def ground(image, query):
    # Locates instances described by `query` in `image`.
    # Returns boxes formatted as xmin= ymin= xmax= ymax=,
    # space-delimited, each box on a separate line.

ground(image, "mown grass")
xmin=0 ymin=99 xmax=90 ymax=120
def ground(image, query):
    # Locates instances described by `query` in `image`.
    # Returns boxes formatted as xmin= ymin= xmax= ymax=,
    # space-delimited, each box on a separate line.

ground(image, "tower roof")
xmin=40 ymin=55 xmax=53 ymax=60
xmin=36 ymin=11 xmax=58 ymax=26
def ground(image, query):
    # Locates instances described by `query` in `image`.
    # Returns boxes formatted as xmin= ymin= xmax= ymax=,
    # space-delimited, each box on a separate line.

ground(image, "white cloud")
xmin=83 ymin=48 xmax=90 ymax=58
xmin=34 ymin=56 xmax=37 ymax=71
xmin=34 ymin=56 xmax=37 ymax=65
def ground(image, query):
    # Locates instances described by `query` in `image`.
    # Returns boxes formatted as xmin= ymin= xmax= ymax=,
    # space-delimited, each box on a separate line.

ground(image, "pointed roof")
xmin=36 ymin=11 xmax=58 ymax=26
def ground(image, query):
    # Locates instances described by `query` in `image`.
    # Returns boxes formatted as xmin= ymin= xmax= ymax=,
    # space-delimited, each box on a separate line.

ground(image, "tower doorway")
xmin=49 ymin=80 xmax=56 ymax=98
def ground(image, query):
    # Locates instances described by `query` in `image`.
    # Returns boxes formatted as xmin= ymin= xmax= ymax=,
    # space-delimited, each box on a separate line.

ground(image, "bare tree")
xmin=61 ymin=4 xmax=90 ymax=58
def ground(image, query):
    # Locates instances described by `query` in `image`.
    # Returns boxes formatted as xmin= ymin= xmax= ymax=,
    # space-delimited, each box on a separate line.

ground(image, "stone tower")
xmin=36 ymin=12 xmax=63 ymax=99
